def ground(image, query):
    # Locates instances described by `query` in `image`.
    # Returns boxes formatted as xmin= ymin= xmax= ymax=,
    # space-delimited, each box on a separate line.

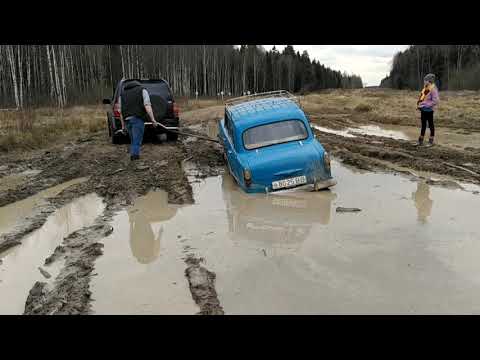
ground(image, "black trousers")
xmin=420 ymin=110 xmax=435 ymax=137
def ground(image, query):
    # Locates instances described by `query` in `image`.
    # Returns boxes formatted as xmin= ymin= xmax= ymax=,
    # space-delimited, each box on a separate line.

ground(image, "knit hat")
xmin=424 ymin=73 xmax=436 ymax=83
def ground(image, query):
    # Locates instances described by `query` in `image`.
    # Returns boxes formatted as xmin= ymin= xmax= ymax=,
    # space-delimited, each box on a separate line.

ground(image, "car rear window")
xmin=243 ymin=120 xmax=308 ymax=150
xmin=141 ymin=82 xmax=172 ymax=101
xmin=116 ymin=80 xmax=173 ymax=102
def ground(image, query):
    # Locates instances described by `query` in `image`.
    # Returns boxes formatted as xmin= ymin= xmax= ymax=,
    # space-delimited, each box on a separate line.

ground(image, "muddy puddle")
xmin=312 ymin=123 xmax=480 ymax=149
xmin=90 ymin=190 xmax=198 ymax=315
xmin=0 ymin=177 xmax=88 ymax=237
xmin=0 ymin=193 xmax=104 ymax=314
xmin=313 ymin=124 xmax=412 ymax=140
xmin=89 ymin=160 xmax=480 ymax=314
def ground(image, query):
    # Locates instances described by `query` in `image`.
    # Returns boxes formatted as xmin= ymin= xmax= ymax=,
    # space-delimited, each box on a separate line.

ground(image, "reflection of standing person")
xmin=412 ymin=182 xmax=433 ymax=224
xmin=416 ymin=73 xmax=440 ymax=146
xmin=128 ymin=210 xmax=161 ymax=264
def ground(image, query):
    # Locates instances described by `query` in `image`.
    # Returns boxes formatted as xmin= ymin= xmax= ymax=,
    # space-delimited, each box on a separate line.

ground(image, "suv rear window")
xmin=141 ymin=82 xmax=172 ymax=101
xmin=115 ymin=80 xmax=173 ymax=102
xmin=243 ymin=120 xmax=308 ymax=150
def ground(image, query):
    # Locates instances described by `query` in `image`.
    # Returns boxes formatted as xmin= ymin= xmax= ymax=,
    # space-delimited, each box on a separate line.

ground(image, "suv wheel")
xmin=107 ymin=117 xmax=112 ymax=137
xmin=166 ymin=131 xmax=179 ymax=142
xmin=108 ymin=114 xmax=123 ymax=144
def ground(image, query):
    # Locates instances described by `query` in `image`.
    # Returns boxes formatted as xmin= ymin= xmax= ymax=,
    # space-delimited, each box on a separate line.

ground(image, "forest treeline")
xmin=0 ymin=45 xmax=363 ymax=108
xmin=380 ymin=45 xmax=480 ymax=90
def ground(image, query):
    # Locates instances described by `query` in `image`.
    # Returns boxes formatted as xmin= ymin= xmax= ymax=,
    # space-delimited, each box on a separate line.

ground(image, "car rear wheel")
xmin=107 ymin=117 xmax=112 ymax=137
xmin=166 ymin=131 xmax=178 ymax=142
xmin=112 ymin=132 xmax=122 ymax=144
xmin=108 ymin=114 xmax=124 ymax=144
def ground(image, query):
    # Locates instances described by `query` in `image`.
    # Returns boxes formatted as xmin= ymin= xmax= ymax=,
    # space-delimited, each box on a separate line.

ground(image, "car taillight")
xmin=243 ymin=169 xmax=252 ymax=187
xmin=173 ymin=102 xmax=180 ymax=117
xmin=113 ymin=102 xmax=121 ymax=118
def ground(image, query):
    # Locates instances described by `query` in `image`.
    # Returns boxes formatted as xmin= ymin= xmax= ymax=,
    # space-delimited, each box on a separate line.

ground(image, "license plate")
xmin=272 ymin=176 xmax=307 ymax=190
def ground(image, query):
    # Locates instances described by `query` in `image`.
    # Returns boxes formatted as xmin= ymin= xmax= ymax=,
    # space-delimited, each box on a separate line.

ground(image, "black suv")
xmin=103 ymin=78 xmax=180 ymax=144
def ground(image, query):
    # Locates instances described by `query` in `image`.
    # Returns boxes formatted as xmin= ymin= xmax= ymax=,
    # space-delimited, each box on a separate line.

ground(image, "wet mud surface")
xmin=24 ymin=224 xmax=113 ymax=315
xmin=185 ymin=255 xmax=224 ymax=315
xmin=2 ymin=101 xmax=480 ymax=314
xmin=314 ymin=129 xmax=480 ymax=186
xmin=1 ymin=126 xmax=224 ymax=315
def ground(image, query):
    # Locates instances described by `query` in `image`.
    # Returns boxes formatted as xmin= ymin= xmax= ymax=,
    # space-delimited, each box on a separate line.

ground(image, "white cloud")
xmin=263 ymin=45 xmax=409 ymax=86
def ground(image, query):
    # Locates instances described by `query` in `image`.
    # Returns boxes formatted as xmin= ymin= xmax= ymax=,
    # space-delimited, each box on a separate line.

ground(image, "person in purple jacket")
xmin=416 ymin=73 xmax=440 ymax=146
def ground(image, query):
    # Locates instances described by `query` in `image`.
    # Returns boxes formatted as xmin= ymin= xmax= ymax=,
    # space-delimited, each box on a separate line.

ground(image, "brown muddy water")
xmin=0 ymin=193 xmax=104 ymax=314
xmin=89 ymin=160 xmax=480 ymax=314
xmin=90 ymin=190 xmax=198 ymax=315
xmin=0 ymin=177 xmax=88 ymax=236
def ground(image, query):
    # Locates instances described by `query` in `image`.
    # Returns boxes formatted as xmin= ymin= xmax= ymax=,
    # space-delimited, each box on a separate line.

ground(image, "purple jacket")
xmin=419 ymin=86 xmax=439 ymax=111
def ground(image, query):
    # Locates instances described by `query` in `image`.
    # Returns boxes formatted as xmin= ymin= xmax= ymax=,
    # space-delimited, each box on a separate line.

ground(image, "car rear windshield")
xmin=243 ymin=120 xmax=308 ymax=150
xmin=141 ymin=81 xmax=172 ymax=101
xmin=116 ymin=80 xmax=172 ymax=102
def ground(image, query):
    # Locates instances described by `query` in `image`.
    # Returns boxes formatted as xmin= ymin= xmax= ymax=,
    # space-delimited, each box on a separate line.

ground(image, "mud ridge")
xmin=184 ymin=255 xmax=224 ymax=315
xmin=0 ymin=132 xmax=197 ymax=209
xmin=24 ymin=215 xmax=115 ymax=315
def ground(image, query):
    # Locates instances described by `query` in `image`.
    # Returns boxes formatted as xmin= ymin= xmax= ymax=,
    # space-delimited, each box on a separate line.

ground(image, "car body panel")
xmin=218 ymin=96 xmax=336 ymax=193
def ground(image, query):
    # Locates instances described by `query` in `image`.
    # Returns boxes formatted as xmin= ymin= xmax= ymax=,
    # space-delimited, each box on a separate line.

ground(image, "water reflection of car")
xmin=218 ymin=91 xmax=337 ymax=193
xmin=127 ymin=191 xmax=177 ymax=264
xmin=221 ymin=174 xmax=336 ymax=247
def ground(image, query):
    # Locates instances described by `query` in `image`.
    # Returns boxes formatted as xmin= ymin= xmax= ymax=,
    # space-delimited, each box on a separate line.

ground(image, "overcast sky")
xmin=263 ymin=45 xmax=410 ymax=86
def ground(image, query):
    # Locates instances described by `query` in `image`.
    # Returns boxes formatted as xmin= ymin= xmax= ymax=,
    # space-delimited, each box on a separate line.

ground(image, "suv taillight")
xmin=173 ymin=102 xmax=180 ymax=117
xmin=113 ymin=102 xmax=121 ymax=118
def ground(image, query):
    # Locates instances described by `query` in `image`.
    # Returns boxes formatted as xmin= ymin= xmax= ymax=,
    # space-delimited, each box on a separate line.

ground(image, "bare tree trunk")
xmin=7 ymin=45 xmax=20 ymax=108
xmin=17 ymin=45 xmax=24 ymax=108
xmin=203 ymin=45 xmax=207 ymax=96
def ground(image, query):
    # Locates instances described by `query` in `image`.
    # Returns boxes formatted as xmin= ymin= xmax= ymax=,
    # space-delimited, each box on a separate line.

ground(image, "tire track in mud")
xmin=0 ymin=133 xmax=195 ymax=254
xmin=1 ymin=127 xmax=225 ymax=315
xmin=184 ymin=255 xmax=224 ymax=315
xmin=24 ymin=214 xmax=115 ymax=315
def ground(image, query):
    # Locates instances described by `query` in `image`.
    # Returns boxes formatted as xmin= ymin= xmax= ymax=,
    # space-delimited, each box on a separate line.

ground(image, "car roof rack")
xmin=225 ymin=90 xmax=301 ymax=109
xmin=225 ymin=90 xmax=303 ymax=119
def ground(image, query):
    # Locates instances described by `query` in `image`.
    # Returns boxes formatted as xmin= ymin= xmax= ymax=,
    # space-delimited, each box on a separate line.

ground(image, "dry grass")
xmin=0 ymin=106 xmax=105 ymax=152
xmin=175 ymin=97 xmax=227 ymax=112
xmin=3 ymin=89 xmax=479 ymax=153
xmin=302 ymin=88 xmax=480 ymax=130
xmin=354 ymin=103 xmax=373 ymax=113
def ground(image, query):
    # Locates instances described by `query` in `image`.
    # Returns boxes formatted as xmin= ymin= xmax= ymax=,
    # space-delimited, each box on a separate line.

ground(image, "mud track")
xmin=184 ymin=255 xmax=224 ymax=315
xmin=4 ymin=113 xmax=478 ymax=315
xmin=0 ymin=128 xmax=225 ymax=315
xmin=314 ymin=129 xmax=480 ymax=185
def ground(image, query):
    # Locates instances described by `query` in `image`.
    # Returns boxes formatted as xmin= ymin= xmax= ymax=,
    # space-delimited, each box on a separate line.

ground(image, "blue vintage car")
xmin=218 ymin=91 xmax=337 ymax=193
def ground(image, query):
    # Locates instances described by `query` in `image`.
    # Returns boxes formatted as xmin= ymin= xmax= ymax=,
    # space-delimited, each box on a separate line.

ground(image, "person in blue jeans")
xmin=119 ymin=80 xmax=159 ymax=160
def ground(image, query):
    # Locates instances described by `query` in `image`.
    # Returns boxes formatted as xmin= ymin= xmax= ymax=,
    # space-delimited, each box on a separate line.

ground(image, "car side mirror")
xmin=103 ymin=98 xmax=111 ymax=105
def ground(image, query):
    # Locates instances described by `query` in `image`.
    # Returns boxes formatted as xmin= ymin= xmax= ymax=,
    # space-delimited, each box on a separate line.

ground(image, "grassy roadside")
xmin=0 ymin=106 xmax=105 ymax=152
xmin=1 ymin=89 xmax=479 ymax=153
xmin=301 ymin=89 xmax=480 ymax=130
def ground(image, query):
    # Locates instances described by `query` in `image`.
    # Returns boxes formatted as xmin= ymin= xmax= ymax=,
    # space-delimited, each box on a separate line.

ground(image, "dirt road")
xmin=0 ymin=125 xmax=223 ymax=314
xmin=1 ymin=89 xmax=480 ymax=314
